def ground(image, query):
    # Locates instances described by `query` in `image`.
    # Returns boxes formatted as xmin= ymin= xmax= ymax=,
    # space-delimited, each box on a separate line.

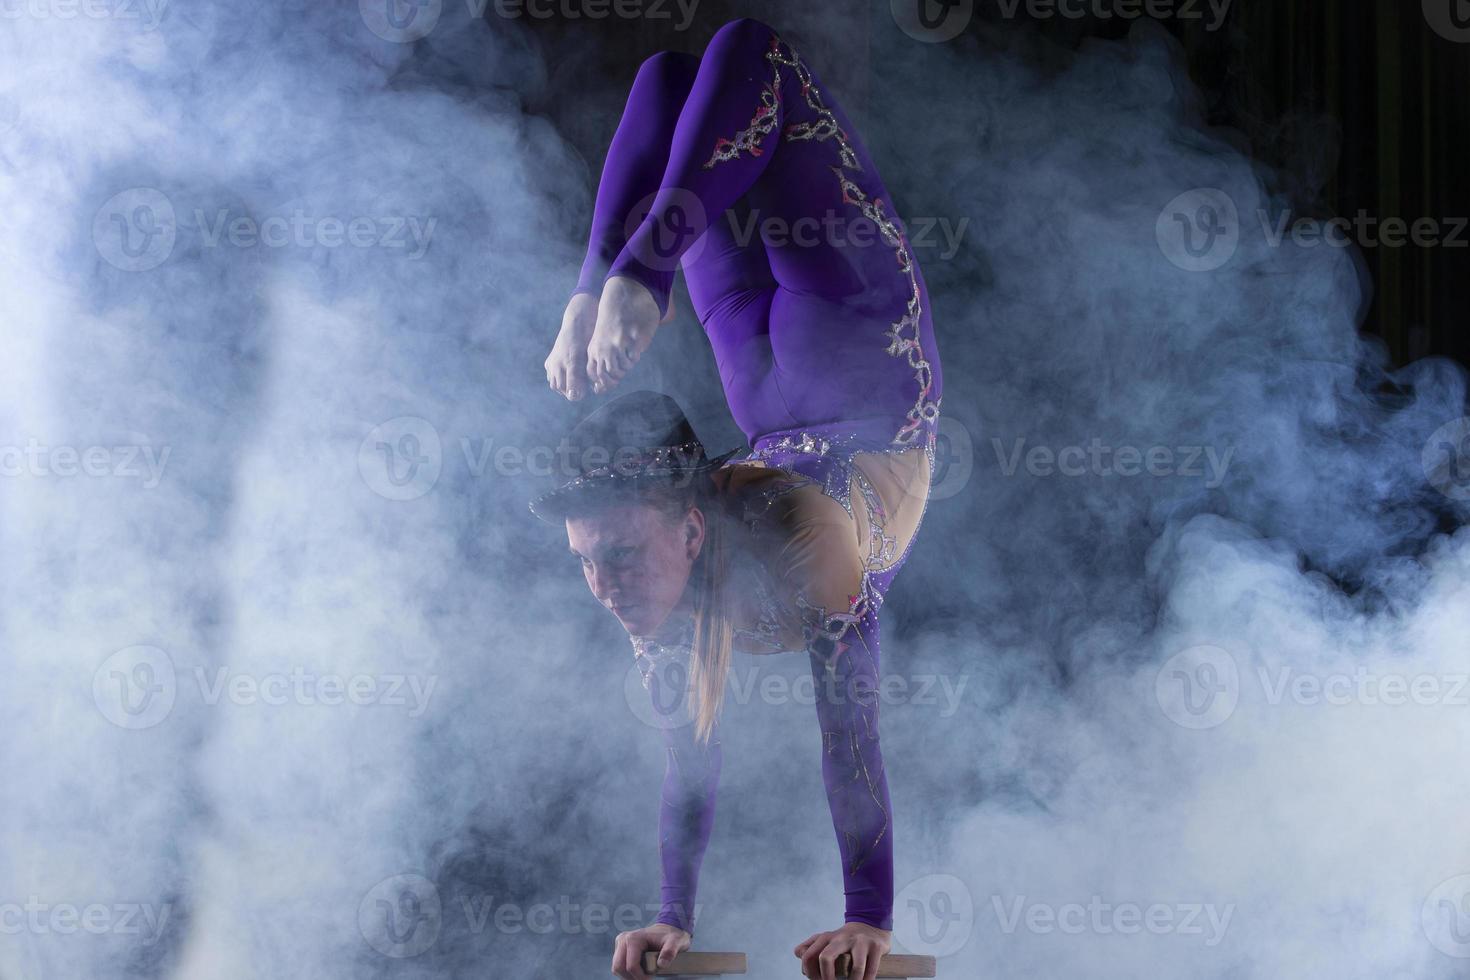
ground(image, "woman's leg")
xmin=598 ymin=16 xmax=938 ymax=442
xmin=568 ymin=30 xmax=799 ymax=431
xmin=572 ymin=50 xmax=701 ymax=299
xmin=605 ymin=17 xmax=810 ymax=318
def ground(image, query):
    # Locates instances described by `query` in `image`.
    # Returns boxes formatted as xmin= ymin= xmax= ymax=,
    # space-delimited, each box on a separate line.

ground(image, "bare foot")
xmin=544 ymin=292 xmax=599 ymax=401
xmin=586 ymin=275 xmax=665 ymax=396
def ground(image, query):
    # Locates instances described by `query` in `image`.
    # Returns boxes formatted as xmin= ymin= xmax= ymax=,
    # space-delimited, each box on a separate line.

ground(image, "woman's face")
xmin=565 ymin=501 xmax=705 ymax=637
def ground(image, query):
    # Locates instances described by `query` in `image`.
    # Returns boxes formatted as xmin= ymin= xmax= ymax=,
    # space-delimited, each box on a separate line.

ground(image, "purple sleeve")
xmin=604 ymin=18 xmax=790 ymax=318
xmin=809 ymin=610 xmax=895 ymax=931
xmin=634 ymin=631 xmax=720 ymax=935
xmin=634 ymin=597 xmax=896 ymax=935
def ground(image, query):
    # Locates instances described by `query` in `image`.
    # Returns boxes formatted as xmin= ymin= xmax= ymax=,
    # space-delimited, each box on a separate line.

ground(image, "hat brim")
xmin=528 ymin=447 xmax=743 ymax=525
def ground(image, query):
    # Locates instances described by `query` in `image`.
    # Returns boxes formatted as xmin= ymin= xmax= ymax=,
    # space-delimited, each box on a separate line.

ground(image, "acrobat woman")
xmin=535 ymin=18 xmax=943 ymax=980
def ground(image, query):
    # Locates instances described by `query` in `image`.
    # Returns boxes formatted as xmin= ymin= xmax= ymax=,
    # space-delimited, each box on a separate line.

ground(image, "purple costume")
xmin=574 ymin=18 xmax=944 ymax=935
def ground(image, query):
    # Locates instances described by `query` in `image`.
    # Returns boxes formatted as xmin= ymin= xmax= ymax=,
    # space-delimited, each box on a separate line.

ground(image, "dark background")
xmin=509 ymin=0 xmax=1469 ymax=371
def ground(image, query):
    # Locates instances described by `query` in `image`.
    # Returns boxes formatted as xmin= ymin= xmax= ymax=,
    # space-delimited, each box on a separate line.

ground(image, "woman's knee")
xmin=706 ymin=17 xmax=779 ymax=59
xmin=632 ymin=49 xmax=700 ymax=93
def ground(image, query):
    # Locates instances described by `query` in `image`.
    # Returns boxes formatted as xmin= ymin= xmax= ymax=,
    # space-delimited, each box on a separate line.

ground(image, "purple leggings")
xmin=574 ymin=17 xmax=943 ymax=450
xmin=587 ymin=18 xmax=945 ymax=936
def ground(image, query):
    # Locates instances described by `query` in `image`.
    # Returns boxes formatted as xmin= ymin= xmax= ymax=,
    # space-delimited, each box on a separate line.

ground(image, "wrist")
xmin=844 ymin=916 xmax=893 ymax=934
xmin=656 ymin=910 xmax=694 ymax=935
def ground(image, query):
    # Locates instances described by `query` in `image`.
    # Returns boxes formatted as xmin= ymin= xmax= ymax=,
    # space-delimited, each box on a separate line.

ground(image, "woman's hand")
xmin=586 ymin=275 xmax=671 ymax=396
xmin=794 ymin=922 xmax=892 ymax=980
xmin=611 ymin=921 xmax=691 ymax=979
xmin=545 ymin=291 xmax=600 ymax=401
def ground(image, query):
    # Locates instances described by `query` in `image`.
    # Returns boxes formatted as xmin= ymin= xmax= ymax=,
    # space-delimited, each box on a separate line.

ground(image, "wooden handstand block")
xmin=640 ymin=950 xmax=748 ymax=975
xmin=831 ymin=951 xmax=937 ymax=978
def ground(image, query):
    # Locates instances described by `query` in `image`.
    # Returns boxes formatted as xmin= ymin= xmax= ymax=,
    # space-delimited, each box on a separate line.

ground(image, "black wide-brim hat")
xmin=528 ymin=389 xmax=741 ymax=525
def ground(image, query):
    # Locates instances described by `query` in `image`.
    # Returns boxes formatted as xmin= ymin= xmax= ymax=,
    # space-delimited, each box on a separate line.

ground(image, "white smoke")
xmin=1 ymin=4 xmax=1467 ymax=979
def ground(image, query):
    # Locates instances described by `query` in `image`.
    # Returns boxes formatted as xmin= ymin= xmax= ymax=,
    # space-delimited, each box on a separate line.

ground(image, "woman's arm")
xmin=805 ymin=604 xmax=894 ymax=932
xmin=633 ymin=624 xmax=722 ymax=935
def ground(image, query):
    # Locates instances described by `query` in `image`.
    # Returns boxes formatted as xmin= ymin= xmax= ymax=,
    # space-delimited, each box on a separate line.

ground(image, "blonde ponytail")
xmin=688 ymin=497 xmax=734 ymax=746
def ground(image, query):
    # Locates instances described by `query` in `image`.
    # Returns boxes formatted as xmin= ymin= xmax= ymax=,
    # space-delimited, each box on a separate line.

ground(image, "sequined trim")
xmin=631 ymin=610 xmax=696 ymax=689
xmin=702 ymin=32 xmax=942 ymax=449
xmin=743 ymin=427 xmax=937 ymax=531
xmin=563 ymin=438 xmax=710 ymax=489
xmin=850 ymin=465 xmax=898 ymax=572
xmin=731 ymin=568 xmax=793 ymax=654
xmin=798 ymin=587 xmax=872 ymax=678
xmin=701 ymin=35 xmax=785 ymax=167
xmin=812 ymin=601 xmax=890 ymax=879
